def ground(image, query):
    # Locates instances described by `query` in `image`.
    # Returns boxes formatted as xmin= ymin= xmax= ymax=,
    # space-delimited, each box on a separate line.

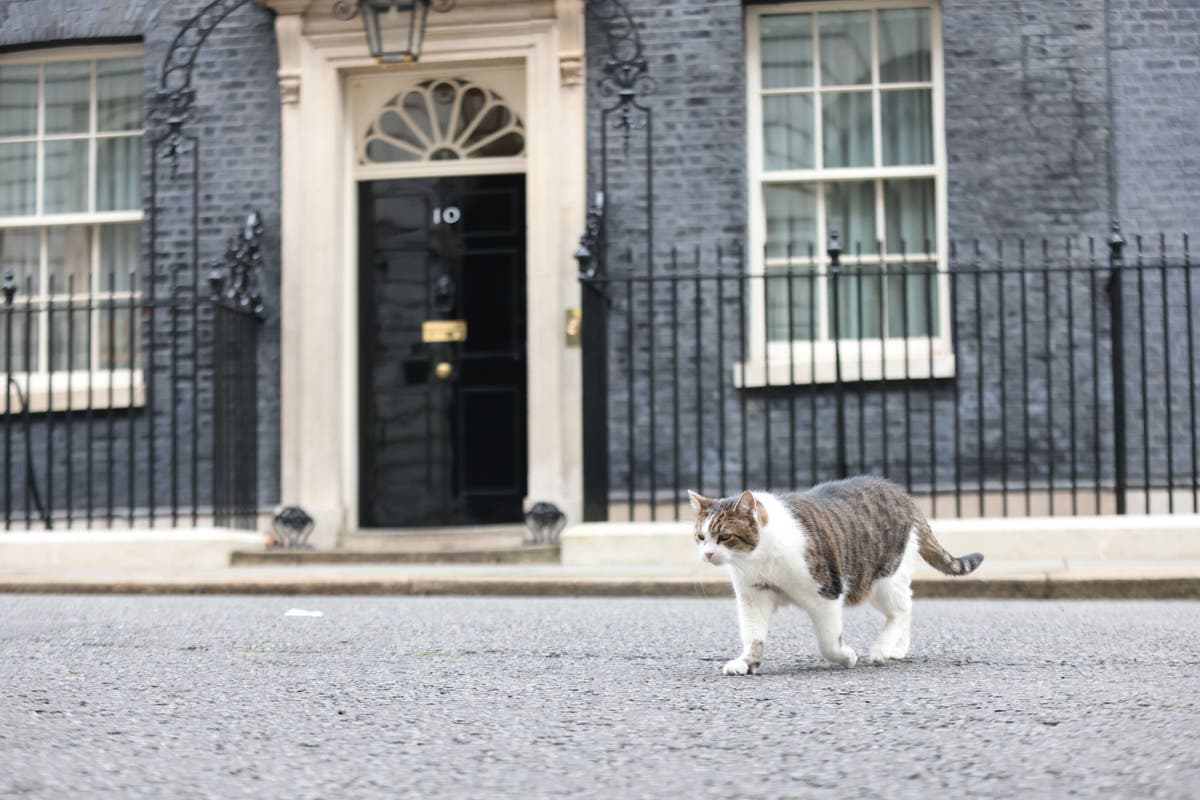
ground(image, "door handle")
xmin=435 ymin=361 xmax=453 ymax=380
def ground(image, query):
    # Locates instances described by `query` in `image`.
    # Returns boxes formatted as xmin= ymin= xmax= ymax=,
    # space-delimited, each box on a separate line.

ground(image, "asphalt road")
xmin=1 ymin=595 xmax=1197 ymax=799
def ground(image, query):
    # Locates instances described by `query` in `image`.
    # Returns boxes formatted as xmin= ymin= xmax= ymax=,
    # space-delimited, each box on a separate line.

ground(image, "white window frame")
xmin=743 ymin=0 xmax=953 ymax=387
xmin=0 ymin=44 xmax=145 ymax=412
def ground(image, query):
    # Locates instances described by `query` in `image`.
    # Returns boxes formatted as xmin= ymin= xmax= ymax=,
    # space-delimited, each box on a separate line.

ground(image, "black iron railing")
xmin=579 ymin=228 xmax=1198 ymax=521
xmin=0 ymin=215 xmax=264 ymax=531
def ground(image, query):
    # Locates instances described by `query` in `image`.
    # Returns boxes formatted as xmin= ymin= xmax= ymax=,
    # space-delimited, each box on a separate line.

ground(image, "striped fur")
xmin=781 ymin=477 xmax=983 ymax=602
xmin=689 ymin=477 xmax=984 ymax=673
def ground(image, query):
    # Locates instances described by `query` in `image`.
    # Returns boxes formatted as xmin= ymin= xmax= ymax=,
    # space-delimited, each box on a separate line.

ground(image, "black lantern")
xmin=333 ymin=1 xmax=456 ymax=65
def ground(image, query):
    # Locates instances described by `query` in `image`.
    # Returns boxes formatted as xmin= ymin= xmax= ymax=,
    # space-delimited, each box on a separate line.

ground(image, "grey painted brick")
xmin=3 ymin=0 xmax=1196 ymax=522
xmin=1110 ymin=0 xmax=1200 ymax=233
xmin=0 ymin=0 xmax=281 ymax=523
xmin=588 ymin=0 xmax=1199 ymax=511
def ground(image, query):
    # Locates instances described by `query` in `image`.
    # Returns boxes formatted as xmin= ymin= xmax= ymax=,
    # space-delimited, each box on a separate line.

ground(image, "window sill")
xmin=733 ymin=342 xmax=956 ymax=388
xmin=2 ymin=371 xmax=146 ymax=414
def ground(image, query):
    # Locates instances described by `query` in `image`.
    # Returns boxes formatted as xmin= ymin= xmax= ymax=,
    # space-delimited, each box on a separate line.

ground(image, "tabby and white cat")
xmin=688 ymin=476 xmax=983 ymax=674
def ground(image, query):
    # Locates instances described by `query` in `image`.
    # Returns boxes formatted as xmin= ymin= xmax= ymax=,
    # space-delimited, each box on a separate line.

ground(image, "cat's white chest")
xmin=728 ymin=494 xmax=821 ymax=606
xmin=729 ymin=558 xmax=807 ymax=607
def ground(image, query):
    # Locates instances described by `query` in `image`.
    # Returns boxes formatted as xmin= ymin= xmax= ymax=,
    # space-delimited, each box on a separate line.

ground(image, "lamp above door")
xmin=333 ymin=0 xmax=456 ymax=65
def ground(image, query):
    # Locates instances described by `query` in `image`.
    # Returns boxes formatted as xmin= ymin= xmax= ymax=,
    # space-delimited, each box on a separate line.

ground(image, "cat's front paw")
xmin=836 ymin=648 xmax=858 ymax=668
xmin=722 ymin=658 xmax=752 ymax=676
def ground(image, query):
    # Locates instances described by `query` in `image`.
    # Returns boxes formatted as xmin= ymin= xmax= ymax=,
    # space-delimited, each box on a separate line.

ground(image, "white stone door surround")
xmin=261 ymin=1 xmax=585 ymax=545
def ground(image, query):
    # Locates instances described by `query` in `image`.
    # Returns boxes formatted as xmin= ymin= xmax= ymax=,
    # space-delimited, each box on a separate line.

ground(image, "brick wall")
xmin=942 ymin=0 xmax=1112 ymax=239
xmin=1109 ymin=0 xmax=1200 ymax=233
xmin=0 ymin=0 xmax=281 ymax=524
xmin=586 ymin=0 xmax=1199 ymax=511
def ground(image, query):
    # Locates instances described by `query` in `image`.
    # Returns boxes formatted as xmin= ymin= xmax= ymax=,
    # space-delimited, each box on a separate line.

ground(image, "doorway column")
xmin=263 ymin=0 xmax=347 ymax=546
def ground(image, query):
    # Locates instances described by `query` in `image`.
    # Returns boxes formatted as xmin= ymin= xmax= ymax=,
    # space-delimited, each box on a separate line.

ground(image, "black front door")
xmin=358 ymin=174 xmax=527 ymax=527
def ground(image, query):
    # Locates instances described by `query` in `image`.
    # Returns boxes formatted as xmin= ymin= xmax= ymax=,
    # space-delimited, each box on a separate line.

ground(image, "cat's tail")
xmin=915 ymin=520 xmax=983 ymax=576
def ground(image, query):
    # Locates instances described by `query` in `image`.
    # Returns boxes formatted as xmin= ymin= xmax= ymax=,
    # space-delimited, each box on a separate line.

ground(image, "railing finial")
xmin=1107 ymin=219 xmax=1125 ymax=262
xmin=827 ymin=229 xmax=843 ymax=267
xmin=1 ymin=268 xmax=15 ymax=306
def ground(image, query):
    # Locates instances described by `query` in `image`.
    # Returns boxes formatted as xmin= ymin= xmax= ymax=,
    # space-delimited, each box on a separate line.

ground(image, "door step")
xmin=231 ymin=544 xmax=559 ymax=566
xmin=340 ymin=525 xmax=528 ymax=553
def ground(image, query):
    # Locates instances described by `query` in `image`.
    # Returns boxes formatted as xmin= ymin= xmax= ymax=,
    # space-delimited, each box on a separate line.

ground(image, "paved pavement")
xmin=2 ymin=560 xmax=1200 ymax=598
xmin=1 ymin=595 xmax=1197 ymax=798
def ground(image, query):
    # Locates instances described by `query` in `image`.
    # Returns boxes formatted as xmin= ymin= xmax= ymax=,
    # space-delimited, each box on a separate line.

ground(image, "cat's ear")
xmin=687 ymin=490 xmax=712 ymax=512
xmin=736 ymin=491 xmax=769 ymax=527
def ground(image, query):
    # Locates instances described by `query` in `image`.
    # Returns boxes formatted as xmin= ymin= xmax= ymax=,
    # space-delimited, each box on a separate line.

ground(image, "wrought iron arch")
xmin=149 ymin=0 xmax=255 ymax=174
xmin=587 ymin=0 xmax=656 ymax=154
xmin=577 ymin=0 xmax=657 ymax=521
xmin=143 ymin=0 xmax=266 ymax=527
xmin=576 ymin=0 xmax=657 ymax=279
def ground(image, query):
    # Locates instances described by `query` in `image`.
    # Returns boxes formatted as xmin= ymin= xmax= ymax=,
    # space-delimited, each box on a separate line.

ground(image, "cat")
xmin=688 ymin=476 xmax=983 ymax=675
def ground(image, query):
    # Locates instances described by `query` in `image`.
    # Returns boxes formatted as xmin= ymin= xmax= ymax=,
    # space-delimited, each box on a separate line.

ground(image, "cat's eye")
xmin=715 ymin=533 xmax=729 ymax=544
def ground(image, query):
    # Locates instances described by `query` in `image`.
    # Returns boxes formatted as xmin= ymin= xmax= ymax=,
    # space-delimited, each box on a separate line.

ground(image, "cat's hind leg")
xmin=807 ymin=599 xmax=857 ymax=668
xmin=868 ymin=572 xmax=913 ymax=665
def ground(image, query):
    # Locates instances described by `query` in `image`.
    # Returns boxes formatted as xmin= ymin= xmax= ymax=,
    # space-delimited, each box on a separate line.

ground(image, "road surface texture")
xmin=1 ymin=595 xmax=1197 ymax=799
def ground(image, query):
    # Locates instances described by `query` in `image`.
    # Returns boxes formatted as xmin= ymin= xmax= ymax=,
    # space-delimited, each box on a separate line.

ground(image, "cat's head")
xmin=687 ymin=490 xmax=768 ymax=566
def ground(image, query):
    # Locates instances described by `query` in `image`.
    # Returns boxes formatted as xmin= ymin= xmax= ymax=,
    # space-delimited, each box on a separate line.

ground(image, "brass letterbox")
xmin=422 ymin=320 xmax=467 ymax=343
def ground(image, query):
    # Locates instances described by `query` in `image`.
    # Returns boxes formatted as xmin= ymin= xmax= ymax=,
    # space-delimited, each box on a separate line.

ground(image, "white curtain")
xmin=759 ymin=7 xmax=936 ymax=343
xmin=97 ymin=137 xmax=142 ymax=212
xmin=0 ymin=228 xmax=39 ymax=370
xmin=0 ymin=142 xmax=35 ymax=216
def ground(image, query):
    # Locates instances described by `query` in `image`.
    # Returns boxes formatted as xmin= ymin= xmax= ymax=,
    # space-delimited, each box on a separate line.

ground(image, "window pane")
xmin=100 ymin=223 xmax=140 ymax=293
xmin=365 ymin=138 xmax=420 ymax=162
xmin=49 ymin=301 xmax=91 ymax=371
xmin=471 ymin=132 xmax=524 ymax=158
xmin=825 ymin=180 xmax=876 ymax=254
xmin=822 ymin=91 xmax=873 ymax=168
xmin=402 ymin=90 xmax=434 ymax=142
xmin=819 ymin=11 xmax=871 ymax=86
xmin=97 ymin=58 xmax=142 ymax=132
xmin=0 ymin=304 xmax=38 ymax=372
xmin=0 ymin=142 xmax=36 ymax=216
xmin=830 ymin=265 xmax=883 ymax=339
xmin=883 ymin=178 xmax=936 ymax=254
xmin=764 ymin=183 xmax=817 ymax=259
xmin=882 ymin=89 xmax=932 ymax=166
xmin=460 ymin=102 xmax=514 ymax=148
xmin=431 ymin=81 xmax=456 ymax=134
xmin=762 ymin=94 xmax=814 ymax=170
xmin=766 ymin=266 xmax=817 ymax=342
xmin=97 ymin=299 xmax=138 ymax=370
xmin=379 ymin=107 xmax=425 ymax=150
xmin=879 ymin=8 xmax=931 ymax=83
xmin=44 ymin=61 xmax=91 ymax=135
xmin=0 ymin=228 xmax=39 ymax=294
xmin=48 ymin=226 xmax=91 ymax=295
xmin=0 ymin=65 xmax=38 ymax=137
xmin=44 ymin=139 xmax=89 ymax=214
xmin=0 ymin=228 xmax=40 ymax=371
xmin=886 ymin=261 xmax=939 ymax=337
xmin=97 ymin=137 xmax=142 ymax=211
xmin=761 ymin=14 xmax=813 ymax=89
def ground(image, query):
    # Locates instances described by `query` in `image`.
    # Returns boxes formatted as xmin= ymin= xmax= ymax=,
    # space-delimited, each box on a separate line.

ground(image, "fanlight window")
xmin=360 ymin=78 xmax=525 ymax=164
